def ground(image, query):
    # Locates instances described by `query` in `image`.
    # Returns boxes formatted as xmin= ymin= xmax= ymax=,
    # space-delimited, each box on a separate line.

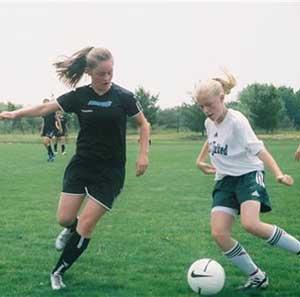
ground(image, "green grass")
xmin=0 ymin=136 xmax=300 ymax=296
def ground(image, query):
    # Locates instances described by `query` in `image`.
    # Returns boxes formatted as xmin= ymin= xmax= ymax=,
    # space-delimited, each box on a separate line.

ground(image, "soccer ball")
xmin=187 ymin=258 xmax=225 ymax=295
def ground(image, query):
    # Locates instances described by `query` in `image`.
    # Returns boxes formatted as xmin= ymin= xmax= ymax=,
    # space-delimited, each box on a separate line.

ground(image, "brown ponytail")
xmin=53 ymin=46 xmax=94 ymax=88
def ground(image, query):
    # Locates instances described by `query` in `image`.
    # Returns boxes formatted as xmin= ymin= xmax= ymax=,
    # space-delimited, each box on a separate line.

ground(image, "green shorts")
xmin=212 ymin=170 xmax=271 ymax=214
xmin=62 ymin=155 xmax=125 ymax=211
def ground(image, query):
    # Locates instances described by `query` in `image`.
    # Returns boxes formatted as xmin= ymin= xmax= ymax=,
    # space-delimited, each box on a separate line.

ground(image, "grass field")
xmin=0 ymin=135 xmax=300 ymax=297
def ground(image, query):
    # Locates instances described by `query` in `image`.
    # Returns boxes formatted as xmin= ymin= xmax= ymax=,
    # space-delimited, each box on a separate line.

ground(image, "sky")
xmin=0 ymin=0 xmax=300 ymax=109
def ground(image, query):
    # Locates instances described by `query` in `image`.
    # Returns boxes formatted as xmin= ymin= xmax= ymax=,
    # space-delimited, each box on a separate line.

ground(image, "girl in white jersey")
xmin=195 ymin=71 xmax=300 ymax=291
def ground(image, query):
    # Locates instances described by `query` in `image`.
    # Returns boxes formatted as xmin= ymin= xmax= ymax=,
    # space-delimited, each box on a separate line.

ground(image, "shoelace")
xmin=245 ymin=276 xmax=265 ymax=287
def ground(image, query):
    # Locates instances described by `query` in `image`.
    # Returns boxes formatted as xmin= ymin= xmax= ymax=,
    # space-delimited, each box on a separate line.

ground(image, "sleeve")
xmin=56 ymin=90 xmax=78 ymax=113
xmin=237 ymin=116 xmax=264 ymax=156
xmin=124 ymin=93 xmax=142 ymax=117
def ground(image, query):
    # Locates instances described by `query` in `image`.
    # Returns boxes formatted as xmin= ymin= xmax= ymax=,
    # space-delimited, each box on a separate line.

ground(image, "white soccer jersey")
xmin=205 ymin=109 xmax=264 ymax=180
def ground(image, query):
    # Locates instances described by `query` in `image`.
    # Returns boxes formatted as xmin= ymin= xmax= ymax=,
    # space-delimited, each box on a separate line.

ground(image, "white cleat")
xmin=239 ymin=272 xmax=269 ymax=291
xmin=50 ymin=273 xmax=66 ymax=290
xmin=55 ymin=228 xmax=74 ymax=251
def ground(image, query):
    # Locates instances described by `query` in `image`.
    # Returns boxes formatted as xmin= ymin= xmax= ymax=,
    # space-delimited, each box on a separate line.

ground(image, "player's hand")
xmin=196 ymin=161 xmax=216 ymax=175
xmin=0 ymin=111 xmax=17 ymax=120
xmin=136 ymin=154 xmax=148 ymax=177
xmin=295 ymin=149 xmax=300 ymax=161
xmin=277 ymin=174 xmax=294 ymax=186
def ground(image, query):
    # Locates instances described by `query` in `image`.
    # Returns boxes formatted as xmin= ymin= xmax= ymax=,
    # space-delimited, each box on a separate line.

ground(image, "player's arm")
xmin=295 ymin=144 xmax=300 ymax=161
xmin=55 ymin=115 xmax=63 ymax=132
xmin=40 ymin=120 xmax=44 ymax=136
xmin=134 ymin=112 xmax=150 ymax=177
xmin=196 ymin=140 xmax=216 ymax=175
xmin=257 ymin=148 xmax=293 ymax=186
xmin=0 ymin=101 xmax=60 ymax=120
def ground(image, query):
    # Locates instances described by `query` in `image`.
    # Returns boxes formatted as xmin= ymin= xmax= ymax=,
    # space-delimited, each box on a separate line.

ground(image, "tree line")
xmin=1 ymin=84 xmax=300 ymax=134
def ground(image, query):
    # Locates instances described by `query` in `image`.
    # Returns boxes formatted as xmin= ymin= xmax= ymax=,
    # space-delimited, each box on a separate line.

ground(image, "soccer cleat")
xmin=62 ymin=151 xmax=66 ymax=155
xmin=55 ymin=228 xmax=74 ymax=251
xmin=50 ymin=273 xmax=66 ymax=290
xmin=238 ymin=272 xmax=269 ymax=291
xmin=47 ymin=154 xmax=55 ymax=162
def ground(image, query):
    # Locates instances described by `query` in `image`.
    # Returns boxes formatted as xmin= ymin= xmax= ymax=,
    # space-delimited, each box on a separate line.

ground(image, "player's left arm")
xmin=133 ymin=112 xmax=150 ymax=177
xmin=55 ymin=115 xmax=62 ymax=132
xmin=257 ymin=148 xmax=294 ymax=186
xmin=294 ymin=144 xmax=300 ymax=161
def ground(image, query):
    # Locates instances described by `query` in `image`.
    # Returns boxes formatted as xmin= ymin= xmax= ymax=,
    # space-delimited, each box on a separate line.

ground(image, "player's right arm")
xmin=0 ymin=101 xmax=60 ymax=120
xmin=196 ymin=140 xmax=216 ymax=175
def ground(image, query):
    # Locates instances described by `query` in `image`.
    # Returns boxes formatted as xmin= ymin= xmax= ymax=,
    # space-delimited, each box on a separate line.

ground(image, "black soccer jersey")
xmin=42 ymin=112 xmax=56 ymax=131
xmin=56 ymin=83 xmax=141 ymax=165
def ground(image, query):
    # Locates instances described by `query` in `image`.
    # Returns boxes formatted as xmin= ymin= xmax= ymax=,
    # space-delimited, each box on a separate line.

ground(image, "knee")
xmin=57 ymin=213 xmax=76 ymax=228
xmin=43 ymin=138 xmax=50 ymax=145
xmin=77 ymin=216 xmax=97 ymax=237
xmin=241 ymin=218 xmax=260 ymax=235
xmin=211 ymin=228 xmax=230 ymax=245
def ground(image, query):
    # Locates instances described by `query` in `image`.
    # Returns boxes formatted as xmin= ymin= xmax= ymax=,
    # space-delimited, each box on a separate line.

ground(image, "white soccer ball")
xmin=187 ymin=258 xmax=225 ymax=295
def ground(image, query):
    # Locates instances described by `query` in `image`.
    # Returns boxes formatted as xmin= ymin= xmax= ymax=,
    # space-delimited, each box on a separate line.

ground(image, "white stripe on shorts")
xmin=61 ymin=192 xmax=86 ymax=197
xmin=211 ymin=206 xmax=238 ymax=217
xmin=255 ymin=171 xmax=265 ymax=188
xmin=84 ymin=187 xmax=111 ymax=211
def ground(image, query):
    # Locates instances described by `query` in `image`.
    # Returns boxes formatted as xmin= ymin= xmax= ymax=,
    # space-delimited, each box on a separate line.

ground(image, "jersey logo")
xmin=210 ymin=141 xmax=228 ymax=156
xmin=88 ymin=100 xmax=112 ymax=107
xmin=214 ymin=132 xmax=218 ymax=137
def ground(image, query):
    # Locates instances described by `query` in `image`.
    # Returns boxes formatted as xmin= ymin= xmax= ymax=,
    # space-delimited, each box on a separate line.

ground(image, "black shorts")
xmin=41 ymin=129 xmax=56 ymax=138
xmin=62 ymin=155 xmax=125 ymax=210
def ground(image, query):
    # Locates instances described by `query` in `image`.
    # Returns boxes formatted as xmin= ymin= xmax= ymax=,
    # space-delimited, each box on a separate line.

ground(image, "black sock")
xmin=54 ymin=143 xmax=57 ymax=152
xmin=52 ymin=231 xmax=90 ymax=275
xmin=47 ymin=145 xmax=54 ymax=157
xmin=61 ymin=144 xmax=65 ymax=153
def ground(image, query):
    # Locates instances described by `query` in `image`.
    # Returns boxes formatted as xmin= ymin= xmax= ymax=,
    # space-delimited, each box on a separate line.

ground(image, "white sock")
xmin=267 ymin=225 xmax=300 ymax=254
xmin=224 ymin=241 xmax=260 ymax=275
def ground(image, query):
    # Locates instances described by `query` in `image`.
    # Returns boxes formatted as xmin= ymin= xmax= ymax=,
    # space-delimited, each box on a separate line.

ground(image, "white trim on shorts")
xmin=211 ymin=206 xmax=238 ymax=217
xmin=61 ymin=192 xmax=86 ymax=197
xmin=84 ymin=187 xmax=111 ymax=211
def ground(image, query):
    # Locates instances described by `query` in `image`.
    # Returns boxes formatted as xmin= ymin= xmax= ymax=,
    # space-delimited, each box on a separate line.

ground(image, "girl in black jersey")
xmin=41 ymin=98 xmax=58 ymax=162
xmin=0 ymin=46 xmax=150 ymax=290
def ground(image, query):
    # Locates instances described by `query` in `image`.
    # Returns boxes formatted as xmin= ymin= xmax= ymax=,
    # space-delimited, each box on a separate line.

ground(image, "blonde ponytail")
xmin=212 ymin=70 xmax=236 ymax=95
xmin=194 ymin=70 xmax=236 ymax=100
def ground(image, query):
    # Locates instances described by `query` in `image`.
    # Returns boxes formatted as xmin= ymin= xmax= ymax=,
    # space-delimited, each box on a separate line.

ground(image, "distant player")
xmin=41 ymin=98 xmax=58 ymax=162
xmin=194 ymin=70 xmax=300 ymax=292
xmin=54 ymin=110 xmax=67 ymax=155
